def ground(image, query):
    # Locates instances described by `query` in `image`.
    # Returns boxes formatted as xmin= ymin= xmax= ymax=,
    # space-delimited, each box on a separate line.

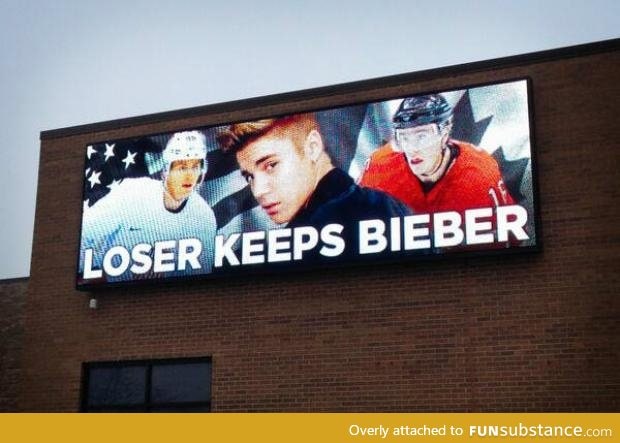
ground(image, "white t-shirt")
xmin=80 ymin=177 xmax=216 ymax=282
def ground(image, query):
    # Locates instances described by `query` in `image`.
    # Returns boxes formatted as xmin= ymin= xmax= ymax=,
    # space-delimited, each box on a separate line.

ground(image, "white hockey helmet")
xmin=162 ymin=130 xmax=208 ymax=180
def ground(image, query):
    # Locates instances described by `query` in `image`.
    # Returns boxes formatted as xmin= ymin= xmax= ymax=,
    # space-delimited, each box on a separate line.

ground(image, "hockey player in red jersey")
xmin=360 ymin=93 xmax=514 ymax=215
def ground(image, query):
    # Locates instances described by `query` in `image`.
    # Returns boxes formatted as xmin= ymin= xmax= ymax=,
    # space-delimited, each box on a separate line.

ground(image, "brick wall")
xmin=20 ymin=45 xmax=619 ymax=411
xmin=0 ymin=278 xmax=27 ymax=411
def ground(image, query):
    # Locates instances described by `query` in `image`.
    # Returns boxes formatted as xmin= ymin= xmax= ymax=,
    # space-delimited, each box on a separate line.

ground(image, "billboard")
xmin=77 ymin=78 xmax=538 ymax=289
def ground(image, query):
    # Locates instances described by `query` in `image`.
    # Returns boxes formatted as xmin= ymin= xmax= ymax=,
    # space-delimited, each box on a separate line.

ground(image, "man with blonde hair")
xmin=218 ymin=113 xmax=411 ymax=258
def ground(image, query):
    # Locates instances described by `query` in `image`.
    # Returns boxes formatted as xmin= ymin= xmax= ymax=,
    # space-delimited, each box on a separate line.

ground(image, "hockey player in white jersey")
xmin=79 ymin=131 xmax=217 ymax=283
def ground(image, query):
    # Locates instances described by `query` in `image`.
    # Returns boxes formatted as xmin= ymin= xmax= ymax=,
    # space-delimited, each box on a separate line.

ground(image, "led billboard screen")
xmin=77 ymin=78 xmax=538 ymax=289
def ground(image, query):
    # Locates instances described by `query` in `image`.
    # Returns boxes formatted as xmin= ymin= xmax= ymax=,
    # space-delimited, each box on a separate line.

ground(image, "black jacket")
xmin=288 ymin=168 xmax=412 ymax=259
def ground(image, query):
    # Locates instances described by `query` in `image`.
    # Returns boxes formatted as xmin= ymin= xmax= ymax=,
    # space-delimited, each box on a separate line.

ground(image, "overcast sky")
xmin=0 ymin=0 xmax=618 ymax=280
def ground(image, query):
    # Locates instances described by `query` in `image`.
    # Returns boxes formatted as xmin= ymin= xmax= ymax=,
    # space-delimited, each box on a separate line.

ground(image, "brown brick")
xmin=19 ymin=44 xmax=620 ymax=411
